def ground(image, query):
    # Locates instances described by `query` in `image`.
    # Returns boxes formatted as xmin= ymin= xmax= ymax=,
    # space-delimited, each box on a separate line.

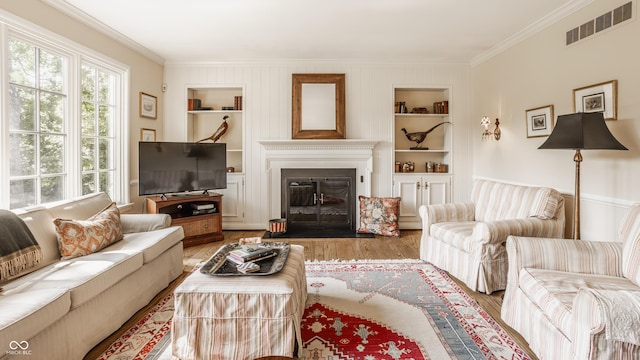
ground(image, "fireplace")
xmin=259 ymin=139 xmax=379 ymax=229
xmin=282 ymin=168 xmax=356 ymax=230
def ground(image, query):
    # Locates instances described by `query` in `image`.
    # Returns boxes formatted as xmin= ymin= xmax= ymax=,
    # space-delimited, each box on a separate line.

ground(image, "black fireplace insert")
xmin=281 ymin=168 xmax=356 ymax=231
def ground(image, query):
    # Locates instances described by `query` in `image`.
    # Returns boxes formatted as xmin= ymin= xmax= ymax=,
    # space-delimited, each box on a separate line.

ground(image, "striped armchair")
xmin=502 ymin=204 xmax=640 ymax=359
xmin=419 ymin=179 xmax=565 ymax=294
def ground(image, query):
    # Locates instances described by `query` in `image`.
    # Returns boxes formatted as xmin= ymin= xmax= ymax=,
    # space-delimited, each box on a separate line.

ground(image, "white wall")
xmin=471 ymin=0 xmax=639 ymax=240
xmin=163 ymin=62 xmax=472 ymax=229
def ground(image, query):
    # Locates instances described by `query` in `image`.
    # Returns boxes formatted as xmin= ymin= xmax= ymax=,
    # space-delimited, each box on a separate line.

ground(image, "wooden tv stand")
xmin=145 ymin=193 xmax=224 ymax=247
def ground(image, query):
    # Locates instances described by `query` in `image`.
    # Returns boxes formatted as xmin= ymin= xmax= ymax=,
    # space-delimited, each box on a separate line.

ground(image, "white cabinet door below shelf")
xmin=393 ymin=174 xmax=451 ymax=229
xmin=393 ymin=174 xmax=422 ymax=221
xmin=218 ymin=173 xmax=245 ymax=226
xmin=423 ymin=176 xmax=450 ymax=205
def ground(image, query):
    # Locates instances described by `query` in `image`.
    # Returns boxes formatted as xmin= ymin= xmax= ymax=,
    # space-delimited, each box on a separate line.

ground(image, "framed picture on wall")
xmin=573 ymin=80 xmax=617 ymax=120
xmin=140 ymin=128 xmax=156 ymax=141
xmin=140 ymin=92 xmax=157 ymax=119
xmin=525 ymin=105 xmax=554 ymax=138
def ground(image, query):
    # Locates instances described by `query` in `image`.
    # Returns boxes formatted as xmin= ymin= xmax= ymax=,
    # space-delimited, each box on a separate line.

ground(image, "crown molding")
xmin=470 ymin=0 xmax=595 ymax=67
xmin=41 ymin=0 xmax=165 ymax=65
xmin=41 ymin=0 xmax=595 ymax=68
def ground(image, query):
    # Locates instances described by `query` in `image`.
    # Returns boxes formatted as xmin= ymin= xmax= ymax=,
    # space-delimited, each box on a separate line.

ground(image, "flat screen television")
xmin=138 ymin=142 xmax=227 ymax=196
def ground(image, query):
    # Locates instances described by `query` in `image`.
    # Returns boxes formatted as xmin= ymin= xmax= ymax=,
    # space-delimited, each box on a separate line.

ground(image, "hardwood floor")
xmin=86 ymin=230 xmax=537 ymax=359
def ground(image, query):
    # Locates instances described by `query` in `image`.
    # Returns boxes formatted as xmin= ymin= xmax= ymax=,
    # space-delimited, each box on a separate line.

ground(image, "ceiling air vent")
xmin=566 ymin=1 xmax=633 ymax=45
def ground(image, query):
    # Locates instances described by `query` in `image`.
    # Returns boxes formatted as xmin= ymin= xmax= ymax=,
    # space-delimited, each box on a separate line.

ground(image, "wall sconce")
xmin=493 ymin=118 xmax=501 ymax=140
xmin=481 ymin=116 xmax=501 ymax=141
xmin=481 ymin=116 xmax=492 ymax=140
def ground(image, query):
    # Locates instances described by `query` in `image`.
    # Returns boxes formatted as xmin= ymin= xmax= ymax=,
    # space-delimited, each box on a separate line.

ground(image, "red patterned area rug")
xmin=97 ymin=260 xmax=531 ymax=360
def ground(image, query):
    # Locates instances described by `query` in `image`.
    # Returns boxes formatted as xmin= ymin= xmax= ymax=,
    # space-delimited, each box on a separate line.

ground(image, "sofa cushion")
xmin=1 ymin=250 xmax=143 ymax=309
xmin=48 ymin=192 xmax=113 ymax=220
xmin=357 ymin=196 xmax=400 ymax=237
xmin=471 ymin=179 xmax=558 ymax=222
xmin=106 ymin=226 xmax=185 ymax=264
xmin=430 ymin=222 xmax=475 ymax=252
xmin=0 ymin=289 xmax=70 ymax=345
xmin=14 ymin=208 xmax=60 ymax=272
xmin=519 ymin=267 xmax=638 ymax=338
xmin=620 ymin=205 xmax=640 ymax=286
xmin=0 ymin=210 xmax=43 ymax=283
xmin=120 ymin=213 xmax=172 ymax=234
xmin=54 ymin=202 xmax=123 ymax=260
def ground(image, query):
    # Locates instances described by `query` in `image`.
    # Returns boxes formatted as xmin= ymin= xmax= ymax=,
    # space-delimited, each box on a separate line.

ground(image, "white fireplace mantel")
xmin=259 ymin=139 xmax=379 ymax=220
xmin=259 ymin=139 xmax=379 ymax=151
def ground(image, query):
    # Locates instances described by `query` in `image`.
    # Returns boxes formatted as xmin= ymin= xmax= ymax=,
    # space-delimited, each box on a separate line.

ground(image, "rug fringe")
xmin=305 ymin=258 xmax=425 ymax=264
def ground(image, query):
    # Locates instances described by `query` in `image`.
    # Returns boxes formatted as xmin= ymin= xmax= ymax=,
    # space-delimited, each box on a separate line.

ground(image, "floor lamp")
xmin=538 ymin=112 xmax=627 ymax=240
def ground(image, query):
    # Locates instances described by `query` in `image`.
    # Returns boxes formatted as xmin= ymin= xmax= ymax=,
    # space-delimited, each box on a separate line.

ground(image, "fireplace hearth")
xmin=281 ymin=168 xmax=356 ymax=231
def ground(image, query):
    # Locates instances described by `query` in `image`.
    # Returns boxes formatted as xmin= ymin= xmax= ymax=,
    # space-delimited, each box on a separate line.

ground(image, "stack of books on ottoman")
xmin=199 ymin=241 xmax=291 ymax=276
xmin=227 ymin=246 xmax=279 ymax=273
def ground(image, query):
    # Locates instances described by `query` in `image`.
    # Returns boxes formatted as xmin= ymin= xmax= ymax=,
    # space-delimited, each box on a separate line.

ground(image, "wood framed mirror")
xmin=292 ymin=73 xmax=345 ymax=139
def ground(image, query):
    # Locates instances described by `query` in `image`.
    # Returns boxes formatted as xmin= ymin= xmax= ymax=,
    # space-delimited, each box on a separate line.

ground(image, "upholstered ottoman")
xmin=171 ymin=244 xmax=307 ymax=360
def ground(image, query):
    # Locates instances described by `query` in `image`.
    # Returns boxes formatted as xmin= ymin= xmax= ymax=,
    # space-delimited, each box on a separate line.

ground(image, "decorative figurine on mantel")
xmin=197 ymin=115 xmax=229 ymax=143
xmin=401 ymin=122 xmax=451 ymax=150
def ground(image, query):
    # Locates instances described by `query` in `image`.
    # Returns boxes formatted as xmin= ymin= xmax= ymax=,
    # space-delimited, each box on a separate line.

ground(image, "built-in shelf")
xmin=393 ymin=87 xmax=452 ymax=173
xmin=188 ymin=110 xmax=242 ymax=114
xmin=187 ymin=87 xmax=244 ymax=172
xmin=394 ymin=113 xmax=448 ymax=117
xmin=393 ymin=86 xmax=453 ymax=229
xmin=394 ymin=149 xmax=449 ymax=153
xmin=187 ymin=86 xmax=246 ymax=226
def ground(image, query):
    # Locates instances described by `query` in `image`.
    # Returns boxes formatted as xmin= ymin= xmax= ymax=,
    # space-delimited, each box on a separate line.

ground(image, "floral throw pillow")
xmin=357 ymin=196 xmax=401 ymax=237
xmin=53 ymin=202 xmax=123 ymax=260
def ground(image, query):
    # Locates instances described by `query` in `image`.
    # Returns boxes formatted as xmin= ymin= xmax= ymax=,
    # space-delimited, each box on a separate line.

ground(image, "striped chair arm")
xmin=472 ymin=218 xmax=564 ymax=246
xmin=419 ymin=203 xmax=475 ymax=236
xmin=572 ymin=289 xmax=640 ymax=359
xmin=507 ymin=236 xmax=624 ymax=277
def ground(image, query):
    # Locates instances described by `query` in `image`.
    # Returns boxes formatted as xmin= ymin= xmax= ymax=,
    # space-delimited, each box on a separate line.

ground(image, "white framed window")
xmin=7 ymin=36 xmax=69 ymax=208
xmin=1 ymin=14 xmax=129 ymax=209
xmin=80 ymin=62 xmax=119 ymax=198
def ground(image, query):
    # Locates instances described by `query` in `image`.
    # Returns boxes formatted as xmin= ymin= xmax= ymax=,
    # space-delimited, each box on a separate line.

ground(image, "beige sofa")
xmin=501 ymin=204 xmax=640 ymax=359
xmin=419 ymin=179 xmax=565 ymax=294
xmin=0 ymin=192 xmax=184 ymax=360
